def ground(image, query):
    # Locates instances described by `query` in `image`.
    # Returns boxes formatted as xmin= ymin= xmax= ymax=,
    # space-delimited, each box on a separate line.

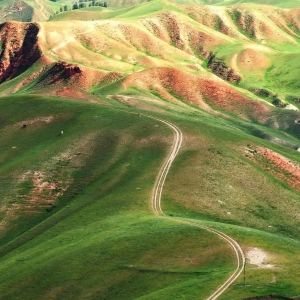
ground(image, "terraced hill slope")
xmin=1 ymin=0 xmax=300 ymax=299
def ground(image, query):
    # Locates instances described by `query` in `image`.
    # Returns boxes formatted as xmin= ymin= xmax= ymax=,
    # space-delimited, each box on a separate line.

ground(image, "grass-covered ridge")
xmin=0 ymin=93 xmax=300 ymax=298
xmin=0 ymin=95 xmax=237 ymax=299
xmin=1 ymin=0 xmax=300 ymax=298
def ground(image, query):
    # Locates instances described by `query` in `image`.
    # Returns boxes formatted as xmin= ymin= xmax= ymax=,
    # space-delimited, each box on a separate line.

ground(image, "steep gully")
xmin=150 ymin=116 xmax=245 ymax=299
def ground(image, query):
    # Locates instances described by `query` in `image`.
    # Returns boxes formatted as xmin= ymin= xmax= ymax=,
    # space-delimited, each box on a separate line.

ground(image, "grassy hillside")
xmin=0 ymin=92 xmax=300 ymax=299
xmin=0 ymin=95 xmax=236 ymax=299
xmin=1 ymin=0 xmax=300 ymax=24
xmin=1 ymin=0 xmax=300 ymax=299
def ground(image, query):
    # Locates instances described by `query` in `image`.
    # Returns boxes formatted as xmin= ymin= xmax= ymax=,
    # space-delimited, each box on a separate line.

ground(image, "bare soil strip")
xmin=150 ymin=116 xmax=245 ymax=299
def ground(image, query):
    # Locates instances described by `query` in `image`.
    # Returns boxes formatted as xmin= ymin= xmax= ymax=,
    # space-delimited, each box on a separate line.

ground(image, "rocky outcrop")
xmin=250 ymin=88 xmax=287 ymax=107
xmin=26 ymin=60 xmax=123 ymax=93
xmin=272 ymin=99 xmax=287 ymax=108
xmin=52 ymin=61 xmax=82 ymax=78
xmin=30 ymin=61 xmax=83 ymax=88
xmin=196 ymin=46 xmax=241 ymax=84
xmin=0 ymin=21 xmax=41 ymax=84
xmin=251 ymin=88 xmax=276 ymax=99
xmin=207 ymin=55 xmax=241 ymax=84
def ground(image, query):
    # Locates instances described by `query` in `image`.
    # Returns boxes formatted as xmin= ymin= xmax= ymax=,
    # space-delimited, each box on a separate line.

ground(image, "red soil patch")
xmin=42 ymin=86 xmax=104 ymax=103
xmin=142 ymin=11 xmax=224 ymax=54
xmin=123 ymin=67 xmax=270 ymax=120
xmin=245 ymin=146 xmax=300 ymax=192
xmin=141 ymin=17 xmax=171 ymax=44
xmin=283 ymin=8 xmax=300 ymax=35
xmin=123 ymin=67 xmax=209 ymax=109
xmin=0 ymin=139 xmax=95 ymax=235
xmin=200 ymin=78 xmax=270 ymax=120
xmin=0 ymin=169 xmax=70 ymax=234
xmin=18 ymin=171 xmax=67 ymax=214
xmin=0 ymin=21 xmax=41 ymax=84
xmin=181 ymin=5 xmax=245 ymax=40
xmin=259 ymin=147 xmax=300 ymax=191
xmin=228 ymin=6 xmax=297 ymax=44
xmin=32 ymin=60 xmax=122 ymax=92
xmin=237 ymin=48 xmax=270 ymax=72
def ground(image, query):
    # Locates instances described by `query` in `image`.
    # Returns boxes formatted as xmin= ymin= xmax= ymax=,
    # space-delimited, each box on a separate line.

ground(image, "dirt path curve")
xmin=150 ymin=116 xmax=245 ymax=300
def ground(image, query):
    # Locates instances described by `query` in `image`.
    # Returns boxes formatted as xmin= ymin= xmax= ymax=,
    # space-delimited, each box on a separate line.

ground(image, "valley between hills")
xmin=1 ymin=0 xmax=300 ymax=299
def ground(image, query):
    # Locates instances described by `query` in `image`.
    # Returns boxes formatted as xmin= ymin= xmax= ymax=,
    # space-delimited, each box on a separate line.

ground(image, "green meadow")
xmin=0 ymin=94 xmax=299 ymax=299
xmin=2 ymin=0 xmax=300 ymax=298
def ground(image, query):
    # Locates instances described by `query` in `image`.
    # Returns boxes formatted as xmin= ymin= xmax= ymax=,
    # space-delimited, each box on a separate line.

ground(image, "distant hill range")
xmin=1 ymin=0 xmax=300 ymax=143
xmin=1 ymin=0 xmax=300 ymax=23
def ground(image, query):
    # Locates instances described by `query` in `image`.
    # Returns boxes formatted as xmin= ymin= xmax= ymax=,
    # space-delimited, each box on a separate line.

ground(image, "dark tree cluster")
xmin=72 ymin=0 xmax=108 ymax=9
xmin=89 ymin=0 xmax=107 ymax=7
xmin=60 ymin=5 xmax=69 ymax=12
xmin=52 ymin=0 xmax=108 ymax=15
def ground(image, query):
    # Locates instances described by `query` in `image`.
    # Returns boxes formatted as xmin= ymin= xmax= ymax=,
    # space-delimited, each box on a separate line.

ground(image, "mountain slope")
xmin=1 ymin=1 xmax=300 ymax=137
xmin=1 ymin=1 xmax=300 ymax=299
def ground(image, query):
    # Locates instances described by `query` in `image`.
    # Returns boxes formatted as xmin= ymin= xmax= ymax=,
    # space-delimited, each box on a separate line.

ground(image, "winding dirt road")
xmin=151 ymin=116 xmax=245 ymax=300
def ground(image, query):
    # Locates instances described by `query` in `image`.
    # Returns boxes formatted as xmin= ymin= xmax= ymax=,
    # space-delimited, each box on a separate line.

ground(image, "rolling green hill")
xmin=0 ymin=94 xmax=300 ymax=299
xmin=1 ymin=0 xmax=300 ymax=299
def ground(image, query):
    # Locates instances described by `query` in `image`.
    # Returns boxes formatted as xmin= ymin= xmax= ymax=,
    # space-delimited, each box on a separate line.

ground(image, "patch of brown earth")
xmin=18 ymin=170 xmax=69 ymax=214
xmin=181 ymin=5 xmax=247 ymax=40
xmin=0 ymin=21 xmax=41 ymax=84
xmin=0 ymin=135 xmax=96 ymax=235
xmin=0 ymin=167 xmax=70 ymax=234
xmin=238 ymin=48 xmax=271 ymax=72
xmin=2 ymin=115 xmax=55 ymax=132
xmin=200 ymin=78 xmax=271 ymax=121
xmin=30 ymin=60 xmax=122 ymax=91
xmin=122 ymin=67 xmax=270 ymax=121
xmin=43 ymin=86 xmax=104 ymax=103
xmin=283 ymin=8 xmax=300 ymax=36
xmin=244 ymin=146 xmax=300 ymax=192
xmin=141 ymin=11 xmax=224 ymax=55
xmin=122 ymin=67 xmax=211 ymax=110
xmin=228 ymin=6 xmax=296 ymax=44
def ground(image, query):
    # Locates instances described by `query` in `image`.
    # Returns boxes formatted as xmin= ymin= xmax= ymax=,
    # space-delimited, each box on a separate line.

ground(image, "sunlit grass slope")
xmin=0 ymin=93 xmax=300 ymax=299
xmin=0 ymin=95 xmax=237 ymax=300
xmin=1 ymin=0 xmax=300 ymax=298
xmin=160 ymin=109 xmax=300 ymax=298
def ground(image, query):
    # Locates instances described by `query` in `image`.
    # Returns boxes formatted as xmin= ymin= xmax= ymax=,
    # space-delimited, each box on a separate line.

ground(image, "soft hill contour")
xmin=1 ymin=1 xmax=300 ymax=299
